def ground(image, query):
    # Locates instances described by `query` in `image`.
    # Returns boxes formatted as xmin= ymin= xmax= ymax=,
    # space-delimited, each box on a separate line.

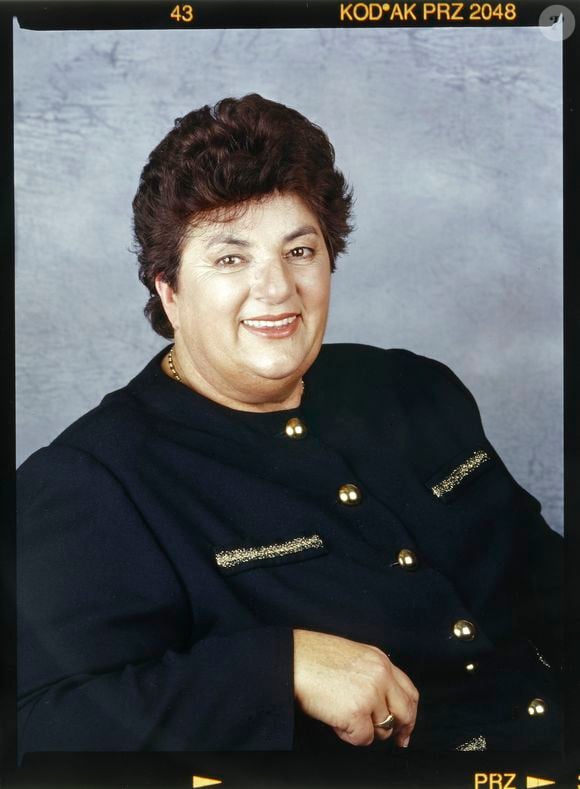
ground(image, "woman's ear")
xmin=155 ymin=275 xmax=179 ymax=331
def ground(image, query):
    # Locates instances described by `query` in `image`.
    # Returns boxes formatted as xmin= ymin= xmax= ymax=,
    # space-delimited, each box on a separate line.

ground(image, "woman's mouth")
xmin=241 ymin=313 xmax=300 ymax=338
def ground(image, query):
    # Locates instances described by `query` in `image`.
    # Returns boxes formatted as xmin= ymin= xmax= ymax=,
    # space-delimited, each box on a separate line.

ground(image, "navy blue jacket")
xmin=17 ymin=344 xmax=562 ymax=756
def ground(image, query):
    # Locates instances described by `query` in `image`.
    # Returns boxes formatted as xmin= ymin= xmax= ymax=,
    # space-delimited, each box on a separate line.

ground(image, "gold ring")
xmin=374 ymin=714 xmax=395 ymax=730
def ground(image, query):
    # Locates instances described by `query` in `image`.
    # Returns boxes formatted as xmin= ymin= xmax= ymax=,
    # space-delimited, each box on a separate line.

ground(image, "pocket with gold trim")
xmin=213 ymin=532 xmax=328 ymax=575
xmin=426 ymin=448 xmax=493 ymax=504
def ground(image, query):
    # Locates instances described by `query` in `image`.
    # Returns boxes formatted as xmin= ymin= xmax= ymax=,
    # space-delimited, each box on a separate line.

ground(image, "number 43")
xmin=170 ymin=4 xmax=194 ymax=23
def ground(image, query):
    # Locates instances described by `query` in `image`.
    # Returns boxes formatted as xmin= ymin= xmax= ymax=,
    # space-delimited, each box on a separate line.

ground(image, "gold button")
xmin=397 ymin=549 xmax=418 ymax=570
xmin=464 ymin=661 xmax=478 ymax=674
xmin=284 ymin=417 xmax=307 ymax=439
xmin=338 ymin=483 xmax=362 ymax=506
xmin=452 ymin=619 xmax=476 ymax=641
xmin=527 ymin=698 xmax=547 ymax=716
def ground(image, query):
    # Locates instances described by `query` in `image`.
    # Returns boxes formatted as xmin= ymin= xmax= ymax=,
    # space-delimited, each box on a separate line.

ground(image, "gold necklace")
xmin=167 ymin=345 xmax=304 ymax=395
xmin=167 ymin=346 xmax=182 ymax=383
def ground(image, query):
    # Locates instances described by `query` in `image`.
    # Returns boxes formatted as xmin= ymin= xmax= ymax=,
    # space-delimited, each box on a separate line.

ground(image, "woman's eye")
xmin=287 ymin=246 xmax=314 ymax=262
xmin=215 ymin=255 xmax=244 ymax=269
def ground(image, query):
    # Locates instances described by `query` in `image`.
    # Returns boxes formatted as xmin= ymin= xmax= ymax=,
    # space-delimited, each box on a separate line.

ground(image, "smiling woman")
xmin=155 ymin=193 xmax=331 ymax=410
xmin=17 ymin=94 xmax=562 ymax=757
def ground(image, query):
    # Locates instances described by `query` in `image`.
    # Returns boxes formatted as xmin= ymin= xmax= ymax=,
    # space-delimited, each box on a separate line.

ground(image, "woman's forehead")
xmin=188 ymin=193 xmax=321 ymax=244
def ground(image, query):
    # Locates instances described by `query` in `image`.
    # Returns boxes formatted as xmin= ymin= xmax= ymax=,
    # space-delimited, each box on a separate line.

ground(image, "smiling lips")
xmin=241 ymin=313 xmax=300 ymax=338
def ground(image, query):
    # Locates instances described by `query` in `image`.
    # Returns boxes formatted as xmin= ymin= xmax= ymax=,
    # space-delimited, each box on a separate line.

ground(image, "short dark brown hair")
xmin=132 ymin=94 xmax=353 ymax=338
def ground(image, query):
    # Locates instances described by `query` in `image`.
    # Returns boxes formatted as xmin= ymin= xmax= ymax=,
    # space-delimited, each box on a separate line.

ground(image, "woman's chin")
xmin=244 ymin=356 xmax=306 ymax=386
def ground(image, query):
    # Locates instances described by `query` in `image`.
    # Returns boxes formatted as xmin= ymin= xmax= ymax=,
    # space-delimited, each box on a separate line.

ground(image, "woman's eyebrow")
xmin=284 ymin=225 xmax=320 ymax=243
xmin=204 ymin=224 xmax=320 ymax=249
xmin=205 ymin=234 xmax=251 ymax=249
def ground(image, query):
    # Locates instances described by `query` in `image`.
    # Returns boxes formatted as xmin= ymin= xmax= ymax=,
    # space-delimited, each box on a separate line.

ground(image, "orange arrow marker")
xmin=526 ymin=778 xmax=555 ymax=788
xmin=192 ymin=776 xmax=222 ymax=788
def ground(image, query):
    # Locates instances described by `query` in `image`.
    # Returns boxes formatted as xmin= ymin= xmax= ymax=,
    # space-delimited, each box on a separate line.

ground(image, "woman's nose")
xmin=252 ymin=258 xmax=295 ymax=303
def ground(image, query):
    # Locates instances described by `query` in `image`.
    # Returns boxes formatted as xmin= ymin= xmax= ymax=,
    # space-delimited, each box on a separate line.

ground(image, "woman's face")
xmin=156 ymin=192 xmax=331 ymax=405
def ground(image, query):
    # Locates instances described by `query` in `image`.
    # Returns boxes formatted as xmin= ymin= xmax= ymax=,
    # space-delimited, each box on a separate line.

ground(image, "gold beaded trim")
xmin=431 ymin=449 xmax=490 ymax=498
xmin=215 ymin=534 xmax=325 ymax=569
xmin=456 ymin=735 xmax=487 ymax=752
xmin=531 ymin=641 xmax=552 ymax=669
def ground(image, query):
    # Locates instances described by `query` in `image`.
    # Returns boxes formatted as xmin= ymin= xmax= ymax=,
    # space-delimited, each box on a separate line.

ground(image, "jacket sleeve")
xmin=17 ymin=446 xmax=295 ymax=758
xmin=422 ymin=354 xmax=564 ymax=669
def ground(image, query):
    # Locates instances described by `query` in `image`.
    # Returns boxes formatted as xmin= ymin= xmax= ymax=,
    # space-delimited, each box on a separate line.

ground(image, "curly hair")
xmin=132 ymin=94 xmax=354 ymax=338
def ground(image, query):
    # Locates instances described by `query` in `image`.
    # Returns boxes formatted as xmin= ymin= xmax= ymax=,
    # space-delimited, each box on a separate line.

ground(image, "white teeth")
xmin=243 ymin=315 xmax=297 ymax=328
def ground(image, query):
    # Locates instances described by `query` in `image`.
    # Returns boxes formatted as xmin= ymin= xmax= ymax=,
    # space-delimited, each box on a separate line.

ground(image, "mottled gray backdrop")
xmin=14 ymin=24 xmax=563 ymax=533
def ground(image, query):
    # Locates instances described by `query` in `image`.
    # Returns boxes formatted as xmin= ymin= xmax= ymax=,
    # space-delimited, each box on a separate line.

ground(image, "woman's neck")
xmin=160 ymin=348 xmax=304 ymax=413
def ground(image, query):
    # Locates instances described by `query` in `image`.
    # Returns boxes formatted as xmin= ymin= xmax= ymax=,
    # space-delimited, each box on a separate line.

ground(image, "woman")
xmin=18 ymin=94 xmax=562 ymax=756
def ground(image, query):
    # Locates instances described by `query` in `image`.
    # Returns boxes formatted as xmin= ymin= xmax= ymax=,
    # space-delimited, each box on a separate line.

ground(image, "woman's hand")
xmin=293 ymin=629 xmax=419 ymax=747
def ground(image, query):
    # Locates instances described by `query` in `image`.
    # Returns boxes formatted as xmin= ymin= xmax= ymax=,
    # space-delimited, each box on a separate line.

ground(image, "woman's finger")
xmin=377 ymin=669 xmax=418 ymax=747
xmin=391 ymin=663 xmax=420 ymax=702
xmin=372 ymin=709 xmax=396 ymax=741
xmin=385 ymin=685 xmax=416 ymax=725
xmin=333 ymin=709 xmax=376 ymax=746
